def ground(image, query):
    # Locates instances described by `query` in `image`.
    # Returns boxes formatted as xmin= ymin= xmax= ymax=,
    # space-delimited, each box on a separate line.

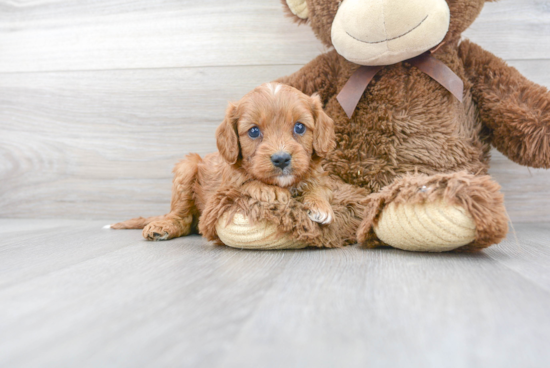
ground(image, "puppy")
xmin=111 ymin=83 xmax=336 ymax=242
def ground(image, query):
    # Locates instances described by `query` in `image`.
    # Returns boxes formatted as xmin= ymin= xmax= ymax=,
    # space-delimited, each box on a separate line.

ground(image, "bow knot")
xmin=337 ymin=52 xmax=464 ymax=119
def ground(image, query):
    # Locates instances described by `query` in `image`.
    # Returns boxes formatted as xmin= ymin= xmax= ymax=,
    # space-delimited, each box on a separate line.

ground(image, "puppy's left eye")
xmin=294 ymin=122 xmax=306 ymax=135
xmin=248 ymin=126 xmax=261 ymax=139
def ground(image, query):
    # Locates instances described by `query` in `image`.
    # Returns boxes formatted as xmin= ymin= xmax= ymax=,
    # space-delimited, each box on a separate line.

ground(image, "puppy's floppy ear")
xmin=310 ymin=94 xmax=336 ymax=158
xmin=216 ymin=102 xmax=240 ymax=165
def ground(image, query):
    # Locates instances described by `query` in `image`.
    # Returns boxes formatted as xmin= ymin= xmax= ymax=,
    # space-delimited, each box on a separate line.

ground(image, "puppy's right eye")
xmin=294 ymin=122 xmax=306 ymax=135
xmin=248 ymin=126 xmax=261 ymax=139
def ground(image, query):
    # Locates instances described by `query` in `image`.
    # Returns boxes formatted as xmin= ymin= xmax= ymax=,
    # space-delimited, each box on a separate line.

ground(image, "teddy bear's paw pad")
xmin=374 ymin=200 xmax=476 ymax=252
xmin=307 ymin=209 xmax=333 ymax=225
xmin=216 ymin=213 xmax=307 ymax=250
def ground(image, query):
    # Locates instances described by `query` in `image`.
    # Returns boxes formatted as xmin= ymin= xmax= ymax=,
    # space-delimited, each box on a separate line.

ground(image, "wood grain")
xmin=485 ymin=222 xmax=550 ymax=292
xmin=0 ymin=0 xmax=325 ymax=73
xmin=0 ymin=0 xmax=548 ymax=73
xmin=0 ymin=219 xmax=549 ymax=367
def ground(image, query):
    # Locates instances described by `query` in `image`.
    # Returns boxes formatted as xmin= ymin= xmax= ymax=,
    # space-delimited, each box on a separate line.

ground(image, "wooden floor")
xmin=1 ymin=220 xmax=549 ymax=368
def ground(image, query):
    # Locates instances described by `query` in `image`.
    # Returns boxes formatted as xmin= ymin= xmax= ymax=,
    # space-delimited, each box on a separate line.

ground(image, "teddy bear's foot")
xmin=374 ymin=200 xmax=476 ymax=252
xmin=358 ymin=171 xmax=509 ymax=252
xmin=215 ymin=213 xmax=307 ymax=250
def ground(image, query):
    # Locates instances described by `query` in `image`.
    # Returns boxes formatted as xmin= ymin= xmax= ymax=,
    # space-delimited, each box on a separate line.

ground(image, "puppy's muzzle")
xmin=271 ymin=152 xmax=292 ymax=170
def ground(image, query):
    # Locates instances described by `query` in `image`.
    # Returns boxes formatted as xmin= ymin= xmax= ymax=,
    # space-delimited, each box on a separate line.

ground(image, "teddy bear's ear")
xmin=281 ymin=0 xmax=309 ymax=22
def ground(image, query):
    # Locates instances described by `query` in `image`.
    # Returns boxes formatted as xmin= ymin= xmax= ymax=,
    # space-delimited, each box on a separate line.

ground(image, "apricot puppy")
xmin=111 ymin=83 xmax=336 ymax=242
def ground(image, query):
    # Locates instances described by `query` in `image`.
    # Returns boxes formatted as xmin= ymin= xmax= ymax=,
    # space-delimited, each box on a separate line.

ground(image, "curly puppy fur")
xmin=112 ymin=83 xmax=367 ymax=247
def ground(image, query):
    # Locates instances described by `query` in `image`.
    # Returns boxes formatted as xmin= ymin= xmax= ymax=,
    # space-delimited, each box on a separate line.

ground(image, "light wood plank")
xmin=0 ymin=0 xmax=548 ymax=73
xmin=463 ymin=0 xmax=550 ymax=60
xmin=0 ymin=220 xmax=549 ymax=367
xmin=0 ymin=0 xmax=325 ymax=73
xmin=219 ymin=244 xmax=550 ymax=368
xmin=485 ymin=223 xmax=550 ymax=292
xmin=0 ymin=221 xmax=138 ymax=288
xmin=0 ymin=224 xmax=293 ymax=367
xmin=0 ymin=218 xmax=85 ymax=234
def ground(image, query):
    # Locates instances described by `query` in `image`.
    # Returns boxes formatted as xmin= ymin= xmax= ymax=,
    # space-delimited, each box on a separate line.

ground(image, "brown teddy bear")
xmin=213 ymin=0 xmax=550 ymax=252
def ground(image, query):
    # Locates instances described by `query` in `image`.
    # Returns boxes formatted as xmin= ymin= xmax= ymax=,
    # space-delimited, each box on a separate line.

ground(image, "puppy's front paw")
xmin=306 ymin=204 xmax=334 ymax=225
xmin=143 ymin=222 xmax=171 ymax=241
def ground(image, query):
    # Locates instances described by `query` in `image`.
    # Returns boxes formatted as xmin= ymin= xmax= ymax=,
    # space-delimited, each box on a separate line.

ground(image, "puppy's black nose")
xmin=271 ymin=152 xmax=292 ymax=170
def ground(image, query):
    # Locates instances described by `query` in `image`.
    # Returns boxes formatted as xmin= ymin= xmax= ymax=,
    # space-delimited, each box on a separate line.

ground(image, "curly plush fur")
xmin=356 ymin=171 xmax=508 ymax=252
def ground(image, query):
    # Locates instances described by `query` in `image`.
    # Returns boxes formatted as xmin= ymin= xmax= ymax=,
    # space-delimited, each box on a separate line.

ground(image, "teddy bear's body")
xmin=279 ymin=47 xmax=489 ymax=191
xmin=214 ymin=0 xmax=550 ymax=252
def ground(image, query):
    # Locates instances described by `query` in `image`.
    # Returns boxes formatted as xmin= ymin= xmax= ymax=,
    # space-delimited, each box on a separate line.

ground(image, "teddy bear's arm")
xmin=275 ymin=50 xmax=340 ymax=102
xmin=459 ymin=40 xmax=550 ymax=169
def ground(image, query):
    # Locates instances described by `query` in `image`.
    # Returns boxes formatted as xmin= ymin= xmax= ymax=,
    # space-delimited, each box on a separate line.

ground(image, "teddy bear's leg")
xmin=199 ymin=186 xmax=311 ymax=250
xmin=215 ymin=213 xmax=307 ymax=250
xmin=205 ymin=180 xmax=367 ymax=250
xmin=357 ymin=171 xmax=509 ymax=252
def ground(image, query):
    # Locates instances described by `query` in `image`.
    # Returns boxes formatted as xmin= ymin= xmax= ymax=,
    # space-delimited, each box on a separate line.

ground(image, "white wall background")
xmin=1 ymin=0 xmax=549 ymax=221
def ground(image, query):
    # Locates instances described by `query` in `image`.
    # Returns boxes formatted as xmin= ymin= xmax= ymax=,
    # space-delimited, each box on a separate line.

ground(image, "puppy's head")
xmin=216 ymin=83 xmax=335 ymax=187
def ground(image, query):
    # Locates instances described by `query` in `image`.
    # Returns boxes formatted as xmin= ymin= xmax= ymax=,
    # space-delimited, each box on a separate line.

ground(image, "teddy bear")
xmin=211 ymin=0 xmax=550 ymax=252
